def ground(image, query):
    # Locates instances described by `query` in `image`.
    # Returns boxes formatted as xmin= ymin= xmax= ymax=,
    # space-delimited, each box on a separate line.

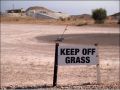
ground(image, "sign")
xmin=53 ymin=43 xmax=100 ymax=87
xmin=58 ymin=45 xmax=98 ymax=65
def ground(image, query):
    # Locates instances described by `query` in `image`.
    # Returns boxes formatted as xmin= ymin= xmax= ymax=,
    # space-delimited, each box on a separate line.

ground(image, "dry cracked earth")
xmin=1 ymin=23 xmax=120 ymax=89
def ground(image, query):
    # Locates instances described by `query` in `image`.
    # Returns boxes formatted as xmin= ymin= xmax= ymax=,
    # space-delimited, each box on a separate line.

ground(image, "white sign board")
xmin=58 ymin=45 xmax=98 ymax=65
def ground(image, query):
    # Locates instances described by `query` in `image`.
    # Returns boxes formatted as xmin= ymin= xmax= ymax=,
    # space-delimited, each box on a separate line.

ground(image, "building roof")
xmin=26 ymin=6 xmax=55 ymax=13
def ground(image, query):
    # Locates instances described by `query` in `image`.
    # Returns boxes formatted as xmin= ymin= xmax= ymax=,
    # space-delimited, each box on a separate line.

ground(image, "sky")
xmin=1 ymin=0 xmax=119 ymax=15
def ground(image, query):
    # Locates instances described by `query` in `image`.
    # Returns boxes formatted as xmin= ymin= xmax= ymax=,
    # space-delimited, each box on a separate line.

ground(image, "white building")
xmin=26 ymin=6 xmax=70 ymax=19
xmin=6 ymin=8 xmax=26 ymax=17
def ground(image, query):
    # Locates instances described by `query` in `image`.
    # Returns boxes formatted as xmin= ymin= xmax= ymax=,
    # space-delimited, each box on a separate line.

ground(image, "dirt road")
xmin=1 ymin=24 xmax=119 ymax=89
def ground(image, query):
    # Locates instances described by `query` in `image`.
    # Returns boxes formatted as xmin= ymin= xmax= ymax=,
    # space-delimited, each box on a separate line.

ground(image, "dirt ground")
xmin=1 ymin=23 xmax=120 ymax=89
xmin=1 ymin=16 xmax=119 ymax=27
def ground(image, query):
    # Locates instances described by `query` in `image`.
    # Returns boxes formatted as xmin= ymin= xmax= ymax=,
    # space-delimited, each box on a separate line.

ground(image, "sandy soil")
xmin=1 ymin=16 xmax=119 ymax=27
xmin=1 ymin=23 xmax=120 ymax=89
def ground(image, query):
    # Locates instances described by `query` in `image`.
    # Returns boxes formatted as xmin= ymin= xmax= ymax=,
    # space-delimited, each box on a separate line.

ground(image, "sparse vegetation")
xmin=59 ymin=17 xmax=66 ymax=21
xmin=118 ymin=19 xmax=120 ymax=24
xmin=92 ymin=8 xmax=107 ymax=24
xmin=15 ymin=18 xmax=19 ymax=21
xmin=76 ymin=22 xmax=88 ymax=26
xmin=1 ymin=15 xmax=119 ymax=27
xmin=67 ymin=17 xmax=71 ymax=21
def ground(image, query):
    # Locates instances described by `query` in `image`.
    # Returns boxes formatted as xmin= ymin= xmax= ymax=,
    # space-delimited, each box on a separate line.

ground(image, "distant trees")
xmin=92 ymin=8 xmax=107 ymax=24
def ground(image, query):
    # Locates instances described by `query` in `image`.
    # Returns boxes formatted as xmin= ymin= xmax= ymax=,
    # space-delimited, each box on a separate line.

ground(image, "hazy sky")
xmin=1 ymin=0 xmax=119 ymax=15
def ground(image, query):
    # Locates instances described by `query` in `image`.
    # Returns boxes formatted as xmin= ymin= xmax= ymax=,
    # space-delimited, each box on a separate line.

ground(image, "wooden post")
xmin=97 ymin=63 xmax=101 ymax=84
xmin=95 ymin=44 xmax=101 ymax=84
xmin=53 ymin=43 xmax=59 ymax=87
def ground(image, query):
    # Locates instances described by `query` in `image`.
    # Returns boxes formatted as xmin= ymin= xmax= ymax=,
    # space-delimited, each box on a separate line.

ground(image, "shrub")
xmin=15 ymin=18 xmax=19 ymax=21
xmin=118 ymin=19 xmax=120 ymax=24
xmin=67 ymin=17 xmax=71 ymax=21
xmin=92 ymin=8 xmax=107 ymax=24
xmin=59 ymin=17 xmax=65 ymax=21
xmin=76 ymin=22 xmax=88 ymax=26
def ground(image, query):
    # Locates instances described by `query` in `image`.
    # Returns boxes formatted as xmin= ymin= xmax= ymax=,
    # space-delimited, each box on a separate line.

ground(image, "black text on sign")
xmin=58 ymin=46 xmax=98 ymax=65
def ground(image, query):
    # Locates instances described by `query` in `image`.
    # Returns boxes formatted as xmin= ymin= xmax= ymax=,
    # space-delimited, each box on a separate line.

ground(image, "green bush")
xmin=92 ymin=8 xmax=107 ymax=24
